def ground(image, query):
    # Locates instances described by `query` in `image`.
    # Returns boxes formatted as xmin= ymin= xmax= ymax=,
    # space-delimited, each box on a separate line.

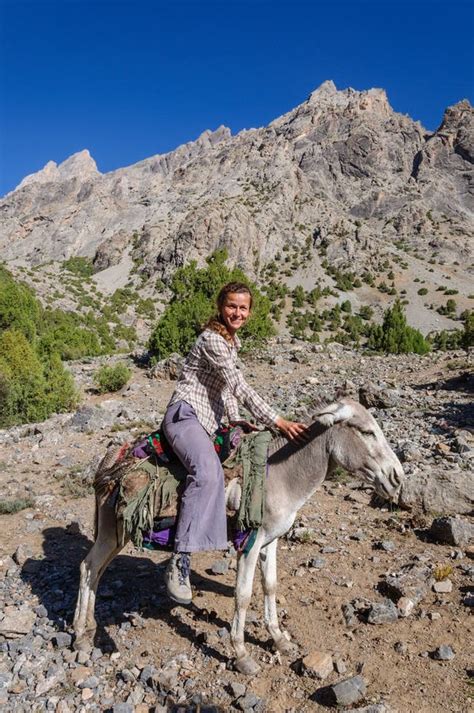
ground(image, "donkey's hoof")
xmin=274 ymin=638 xmax=299 ymax=657
xmin=234 ymin=655 xmax=261 ymax=676
xmin=73 ymin=635 xmax=92 ymax=653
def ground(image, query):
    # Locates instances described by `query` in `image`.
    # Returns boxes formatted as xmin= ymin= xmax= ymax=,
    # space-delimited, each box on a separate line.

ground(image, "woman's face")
xmin=220 ymin=292 xmax=252 ymax=334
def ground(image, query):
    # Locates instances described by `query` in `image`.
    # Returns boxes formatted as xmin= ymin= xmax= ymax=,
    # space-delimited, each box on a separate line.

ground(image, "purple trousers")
xmin=162 ymin=400 xmax=228 ymax=553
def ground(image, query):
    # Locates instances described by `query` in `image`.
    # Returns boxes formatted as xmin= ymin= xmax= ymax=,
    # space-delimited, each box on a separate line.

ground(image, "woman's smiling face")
xmin=220 ymin=292 xmax=252 ymax=335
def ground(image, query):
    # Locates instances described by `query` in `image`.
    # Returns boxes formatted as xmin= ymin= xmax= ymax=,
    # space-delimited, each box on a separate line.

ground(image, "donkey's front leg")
xmin=259 ymin=538 xmax=298 ymax=657
xmin=231 ymin=531 xmax=263 ymax=675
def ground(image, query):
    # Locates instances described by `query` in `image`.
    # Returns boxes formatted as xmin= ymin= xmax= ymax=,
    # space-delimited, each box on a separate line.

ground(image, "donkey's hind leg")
xmin=231 ymin=530 xmax=264 ymax=676
xmin=73 ymin=502 xmax=124 ymax=649
xmin=259 ymin=538 xmax=298 ymax=657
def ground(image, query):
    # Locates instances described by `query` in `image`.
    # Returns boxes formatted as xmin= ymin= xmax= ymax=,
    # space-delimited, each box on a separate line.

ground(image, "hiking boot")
xmin=165 ymin=552 xmax=192 ymax=605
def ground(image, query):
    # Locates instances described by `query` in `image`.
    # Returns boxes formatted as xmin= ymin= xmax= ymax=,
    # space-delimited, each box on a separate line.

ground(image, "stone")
xmin=433 ymin=579 xmax=453 ymax=593
xmin=359 ymin=384 xmax=399 ymax=409
xmin=35 ymin=675 xmax=62 ymax=696
xmin=13 ymin=544 xmax=33 ymax=566
xmin=79 ymin=675 xmax=99 ymax=689
xmin=149 ymin=353 xmax=184 ymax=380
xmin=237 ymin=692 xmax=260 ymax=710
xmin=328 ymin=675 xmax=367 ymax=707
xmin=81 ymin=687 xmax=94 ymax=701
xmin=334 ymin=658 xmax=347 ymax=674
xmin=383 ymin=564 xmax=432 ymax=605
xmin=342 ymin=602 xmax=358 ymax=628
xmin=429 ymin=516 xmax=474 ymax=547
xmin=375 ymin=540 xmax=396 ymax=552
xmin=139 ymin=665 xmax=157 ymax=684
xmin=70 ymin=666 xmax=93 ymax=685
xmin=399 ymin=470 xmax=473 ymax=516
xmin=52 ymin=632 xmax=72 ymax=648
xmin=69 ymin=405 xmax=114 ymax=433
xmin=0 ymin=608 xmax=36 ymax=638
xmin=300 ymin=651 xmax=333 ymax=680
xmin=230 ymin=681 xmax=247 ymax=698
xmin=308 ymin=557 xmax=326 ymax=569
xmin=211 ymin=559 xmax=229 ymax=575
xmin=33 ymin=604 xmax=48 ymax=618
xmin=432 ymin=645 xmax=455 ymax=661
xmin=397 ymin=597 xmax=415 ymax=617
xmin=367 ymin=599 xmax=398 ymax=624
xmin=120 ymin=668 xmax=136 ymax=683
xmin=113 ymin=704 xmax=135 ymax=713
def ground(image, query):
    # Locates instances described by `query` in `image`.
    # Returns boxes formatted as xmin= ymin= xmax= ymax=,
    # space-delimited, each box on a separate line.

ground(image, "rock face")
xmin=0 ymin=83 xmax=472 ymax=279
xmin=399 ymin=468 xmax=474 ymax=515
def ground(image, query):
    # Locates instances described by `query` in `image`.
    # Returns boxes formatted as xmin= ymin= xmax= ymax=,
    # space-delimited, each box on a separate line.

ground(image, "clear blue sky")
xmin=1 ymin=0 xmax=472 ymax=196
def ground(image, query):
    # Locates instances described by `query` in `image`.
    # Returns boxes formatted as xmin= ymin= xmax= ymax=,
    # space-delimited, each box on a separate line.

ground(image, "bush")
xmin=94 ymin=363 xmax=131 ymax=393
xmin=358 ymin=305 xmax=374 ymax=321
xmin=0 ymin=329 xmax=77 ymax=427
xmin=62 ymin=256 xmax=94 ymax=277
xmin=148 ymin=250 xmax=275 ymax=359
xmin=430 ymin=310 xmax=474 ymax=350
xmin=366 ymin=300 xmax=430 ymax=354
xmin=417 ymin=288 xmax=428 ymax=296
xmin=0 ymin=497 xmax=35 ymax=514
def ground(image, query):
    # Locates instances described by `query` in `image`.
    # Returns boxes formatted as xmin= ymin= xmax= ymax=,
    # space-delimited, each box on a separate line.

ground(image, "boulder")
xmin=399 ymin=468 xmax=474 ymax=515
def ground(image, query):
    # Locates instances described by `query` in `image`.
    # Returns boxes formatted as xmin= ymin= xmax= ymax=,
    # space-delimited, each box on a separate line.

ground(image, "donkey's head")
xmin=313 ymin=397 xmax=404 ymax=502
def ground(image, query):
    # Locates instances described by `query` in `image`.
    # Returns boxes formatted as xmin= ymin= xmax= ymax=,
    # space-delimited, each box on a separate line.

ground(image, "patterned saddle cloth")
xmin=94 ymin=424 xmax=271 ymax=551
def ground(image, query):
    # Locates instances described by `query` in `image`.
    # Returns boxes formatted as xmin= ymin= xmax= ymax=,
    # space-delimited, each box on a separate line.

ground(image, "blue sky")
xmin=0 ymin=0 xmax=472 ymax=196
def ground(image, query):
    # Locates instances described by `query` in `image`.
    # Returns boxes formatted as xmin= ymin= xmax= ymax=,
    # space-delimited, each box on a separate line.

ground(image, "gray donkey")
xmin=73 ymin=397 xmax=404 ymax=675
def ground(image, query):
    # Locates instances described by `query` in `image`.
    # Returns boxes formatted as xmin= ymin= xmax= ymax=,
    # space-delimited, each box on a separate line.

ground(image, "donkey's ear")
xmin=314 ymin=402 xmax=353 ymax=427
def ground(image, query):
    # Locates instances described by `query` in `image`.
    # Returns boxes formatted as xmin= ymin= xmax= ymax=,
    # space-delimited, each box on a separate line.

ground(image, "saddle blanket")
xmin=94 ymin=424 xmax=271 ymax=551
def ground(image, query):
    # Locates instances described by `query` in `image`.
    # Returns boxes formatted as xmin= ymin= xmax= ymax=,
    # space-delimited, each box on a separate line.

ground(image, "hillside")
xmin=0 ymin=81 xmax=473 ymax=339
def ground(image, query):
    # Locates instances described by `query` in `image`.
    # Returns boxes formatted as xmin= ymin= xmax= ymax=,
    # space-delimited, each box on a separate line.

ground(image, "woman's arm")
xmin=223 ymin=388 xmax=240 ymax=422
xmin=200 ymin=332 xmax=309 ymax=442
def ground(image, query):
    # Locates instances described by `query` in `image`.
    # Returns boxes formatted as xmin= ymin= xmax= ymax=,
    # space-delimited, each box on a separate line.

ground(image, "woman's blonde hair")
xmin=203 ymin=282 xmax=253 ymax=343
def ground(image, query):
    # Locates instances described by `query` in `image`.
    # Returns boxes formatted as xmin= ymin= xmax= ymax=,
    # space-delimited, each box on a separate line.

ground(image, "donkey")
xmin=73 ymin=397 xmax=404 ymax=675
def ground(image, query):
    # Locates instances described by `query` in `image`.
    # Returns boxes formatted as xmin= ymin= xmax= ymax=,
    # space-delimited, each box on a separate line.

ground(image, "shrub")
xmin=94 ymin=363 xmax=131 ymax=393
xmin=0 ymin=329 xmax=77 ymax=426
xmin=358 ymin=305 xmax=374 ymax=321
xmin=0 ymin=497 xmax=35 ymax=514
xmin=0 ymin=266 xmax=40 ymax=340
xmin=62 ymin=256 xmax=94 ymax=277
xmin=366 ymin=300 xmax=430 ymax=354
xmin=148 ymin=250 xmax=274 ymax=359
xmin=417 ymin=288 xmax=428 ymax=296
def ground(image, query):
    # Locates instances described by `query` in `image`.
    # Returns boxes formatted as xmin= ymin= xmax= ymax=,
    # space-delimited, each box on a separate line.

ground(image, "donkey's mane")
xmin=267 ymin=396 xmax=336 ymax=462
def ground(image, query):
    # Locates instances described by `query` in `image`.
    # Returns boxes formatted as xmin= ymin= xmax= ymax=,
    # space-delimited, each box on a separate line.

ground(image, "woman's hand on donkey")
xmin=275 ymin=417 xmax=310 ymax=443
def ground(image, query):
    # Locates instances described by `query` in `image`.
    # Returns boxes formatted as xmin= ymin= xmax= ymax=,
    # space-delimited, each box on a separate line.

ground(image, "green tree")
xmin=367 ymin=300 xmax=430 ymax=354
xmin=0 ymin=266 xmax=40 ymax=340
xmin=292 ymin=285 xmax=305 ymax=308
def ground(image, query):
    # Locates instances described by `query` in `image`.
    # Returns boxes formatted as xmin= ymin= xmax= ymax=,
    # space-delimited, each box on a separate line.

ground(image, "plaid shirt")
xmin=168 ymin=329 xmax=279 ymax=435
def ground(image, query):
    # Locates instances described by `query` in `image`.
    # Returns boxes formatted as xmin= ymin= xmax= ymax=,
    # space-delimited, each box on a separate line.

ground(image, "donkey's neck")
xmin=267 ymin=425 xmax=332 ymax=511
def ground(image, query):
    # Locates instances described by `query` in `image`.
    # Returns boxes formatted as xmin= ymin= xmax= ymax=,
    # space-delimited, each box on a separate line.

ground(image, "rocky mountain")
xmin=0 ymin=81 xmax=473 ymax=335
xmin=1 ymin=81 xmax=473 ymax=270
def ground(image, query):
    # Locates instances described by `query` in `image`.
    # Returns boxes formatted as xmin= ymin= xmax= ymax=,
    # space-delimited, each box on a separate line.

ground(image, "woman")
xmin=162 ymin=281 xmax=308 ymax=604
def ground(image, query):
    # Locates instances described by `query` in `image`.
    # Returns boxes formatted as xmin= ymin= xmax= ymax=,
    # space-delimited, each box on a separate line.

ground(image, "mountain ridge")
xmin=0 ymin=81 xmax=472 ymax=338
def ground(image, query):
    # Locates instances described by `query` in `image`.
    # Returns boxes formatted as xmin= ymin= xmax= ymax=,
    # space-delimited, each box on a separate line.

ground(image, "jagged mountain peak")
xmin=15 ymin=149 xmax=99 ymax=192
xmin=0 ymin=83 xmax=472 ymax=300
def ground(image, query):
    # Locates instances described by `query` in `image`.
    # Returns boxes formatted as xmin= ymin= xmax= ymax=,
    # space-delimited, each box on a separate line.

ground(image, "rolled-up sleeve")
xmin=223 ymin=388 xmax=240 ymax=422
xmin=200 ymin=333 xmax=279 ymax=427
